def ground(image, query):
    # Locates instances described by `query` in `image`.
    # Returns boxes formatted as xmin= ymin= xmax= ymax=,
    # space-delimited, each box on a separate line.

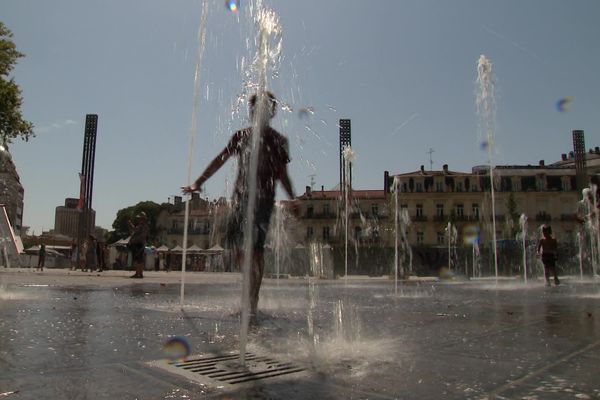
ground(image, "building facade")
xmin=156 ymin=194 xmax=230 ymax=249
xmin=54 ymin=198 xmax=96 ymax=240
xmin=0 ymin=146 xmax=24 ymax=236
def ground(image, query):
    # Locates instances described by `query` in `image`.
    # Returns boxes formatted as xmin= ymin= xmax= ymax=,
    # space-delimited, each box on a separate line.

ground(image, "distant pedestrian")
xmin=70 ymin=243 xmax=78 ymax=270
xmin=158 ymin=252 xmax=165 ymax=271
xmin=85 ymin=235 xmax=98 ymax=273
xmin=128 ymin=212 xmax=149 ymax=278
xmin=96 ymin=242 xmax=106 ymax=272
xmin=537 ymin=225 xmax=560 ymax=286
xmin=165 ymin=250 xmax=172 ymax=272
xmin=37 ymin=244 xmax=46 ymax=271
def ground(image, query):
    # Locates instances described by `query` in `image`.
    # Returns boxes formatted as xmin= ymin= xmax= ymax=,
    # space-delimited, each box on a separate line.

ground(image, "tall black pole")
xmin=76 ymin=115 xmax=98 ymax=267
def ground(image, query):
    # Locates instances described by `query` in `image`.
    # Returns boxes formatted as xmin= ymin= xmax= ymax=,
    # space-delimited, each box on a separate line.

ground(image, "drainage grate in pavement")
xmin=148 ymin=352 xmax=307 ymax=388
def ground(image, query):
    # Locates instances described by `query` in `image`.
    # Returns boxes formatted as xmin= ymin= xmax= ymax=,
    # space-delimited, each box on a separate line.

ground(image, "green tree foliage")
xmin=107 ymin=201 xmax=163 ymax=245
xmin=0 ymin=22 xmax=34 ymax=144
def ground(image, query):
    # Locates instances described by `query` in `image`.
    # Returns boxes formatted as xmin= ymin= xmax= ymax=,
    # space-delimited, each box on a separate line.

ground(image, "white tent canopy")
xmin=187 ymin=244 xmax=203 ymax=253
xmin=207 ymin=244 xmax=225 ymax=253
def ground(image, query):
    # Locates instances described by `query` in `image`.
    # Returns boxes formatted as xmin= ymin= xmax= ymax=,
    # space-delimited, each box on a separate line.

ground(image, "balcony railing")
xmin=167 ymin=228 xmax=211 ymax=235
xmin=303 ymin=212 xmax=337 ymax=219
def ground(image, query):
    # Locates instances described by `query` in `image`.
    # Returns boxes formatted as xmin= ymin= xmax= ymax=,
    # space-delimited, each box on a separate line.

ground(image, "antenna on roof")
xmin=427 ymin=148 xmax=435 ymax=171
xmin=309 ymin=174 xmax=316 ymax=190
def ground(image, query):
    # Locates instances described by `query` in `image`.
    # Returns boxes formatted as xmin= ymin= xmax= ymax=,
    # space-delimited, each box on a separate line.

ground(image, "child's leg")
xmin=551 ymin=265 xmax=560 ymax=285
xmin=544 ymin=264 xmax=551 ymax=285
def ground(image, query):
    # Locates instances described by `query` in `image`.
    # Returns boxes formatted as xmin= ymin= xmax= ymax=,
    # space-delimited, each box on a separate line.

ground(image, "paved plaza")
xmin=1 ymin=268 xmax=600 ymax=399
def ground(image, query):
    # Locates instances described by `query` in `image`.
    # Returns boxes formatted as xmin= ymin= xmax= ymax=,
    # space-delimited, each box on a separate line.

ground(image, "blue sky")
xmin=3 ymin=0 xmax=600 ymax=234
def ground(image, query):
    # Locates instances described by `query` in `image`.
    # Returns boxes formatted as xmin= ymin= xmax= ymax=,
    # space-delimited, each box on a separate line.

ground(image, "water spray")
xmin=181 ymin=0 xmax=210 ymax=308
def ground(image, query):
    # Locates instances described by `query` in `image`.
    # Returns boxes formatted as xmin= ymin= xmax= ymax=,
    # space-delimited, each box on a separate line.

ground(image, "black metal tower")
xmin=573 ymin=130 xmax=587 ymax=197
xmin=77 ymin=114 xmax=98 ymax=261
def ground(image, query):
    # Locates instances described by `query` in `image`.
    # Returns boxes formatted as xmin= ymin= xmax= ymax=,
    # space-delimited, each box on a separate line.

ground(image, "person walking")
xmin=128 ymin=212 xmax=149 ymax=278
xmin=537 ymin=225 xmax=560 ymax=286
xmin=37 ymin=244 xmax=46 ymax=271
xmin=182 ymin=91 xmax=296 ymax=319
xmin=85 ymin=235 xmax=98 ymax=273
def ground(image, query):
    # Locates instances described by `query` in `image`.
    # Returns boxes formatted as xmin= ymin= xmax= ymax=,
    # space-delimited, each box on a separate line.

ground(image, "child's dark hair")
xmin=249 ymin=91 xmax=277 ymax=118
xmin=542 ymin=225 xmax=552 ymax=236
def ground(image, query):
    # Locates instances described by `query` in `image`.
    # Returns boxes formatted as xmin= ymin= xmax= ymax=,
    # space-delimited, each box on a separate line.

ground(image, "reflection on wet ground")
xmin=1 ymin=270 xmax=599 ymax=399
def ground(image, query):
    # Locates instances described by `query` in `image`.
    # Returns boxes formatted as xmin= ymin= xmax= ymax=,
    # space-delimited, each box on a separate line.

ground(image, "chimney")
xmin=174 ymin=196 xmax=182 ymax=205
xmin=305 ymin=186 xmax=311 ymax=196
xmin=191 ymin=192 xmax=200 ymax=200
xmin=321 ymin=185 xmax=324 ymax=192
xmin=420 ymin=165 xmax=425 ymax=173
xmin=596 ymin=147 xmax=600 ymax=154
xmin=443 ymin=164 xmax=449 ymax=173
xmin=569 ymin=151 xmax=574 ymax=159
xmin=384 ymin=171 xmax=390 ymax=193
xmin=561 ymin=153 xmax=567 ymax=161
xmin=539 ymin=160 xmax=545 ymax=167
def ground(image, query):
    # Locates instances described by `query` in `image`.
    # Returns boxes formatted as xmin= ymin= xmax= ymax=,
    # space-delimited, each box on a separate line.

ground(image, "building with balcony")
xmin=156 ymin=193 xmax=230 ymax=249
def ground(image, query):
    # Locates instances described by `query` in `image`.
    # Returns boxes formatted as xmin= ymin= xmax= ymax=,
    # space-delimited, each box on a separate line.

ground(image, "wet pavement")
xmin=1 ymin=268 xmax=600 ymax=399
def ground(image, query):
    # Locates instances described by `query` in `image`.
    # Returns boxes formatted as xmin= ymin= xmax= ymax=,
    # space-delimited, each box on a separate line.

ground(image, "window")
xmin=417 ymin=231 xmax=424 ymax=245
xmin=416 ymin=204 xmax=423 ymax=217
xmin=401 ymin=204 xmax=408 ymax=210
xmin=306 ymin=205 xmax=314 ymax=218
xmin=307 ymin=226 xmax=314 ymax=239
xmin=456 ymin=182 xmax=463 ymax=192
xmin=372 ymin=203 xmax=379 ymax=216
xmin=436 ymin=182 xmax=444 ymax=192
xmin=323 ymin=204 xmax=330 ymax=215
xmin=437 ymin=232 xmax=445 ymax=244
xmin=323 ymin=226 xmax=330 ymax=240
xmin=436 ymin=204 xmax=444 ymax=218
xmin=472 ymin=203 xmax=480 ymax=219
xmin=416 ymin=182 xmax=423 ymax=192
xmin=521 ymin=176 xmax=537 ymax=191
xmin=402 ymin=183 xmax=408 ymax=192
xmin=456 ymin=204 xmax=464 ymax=218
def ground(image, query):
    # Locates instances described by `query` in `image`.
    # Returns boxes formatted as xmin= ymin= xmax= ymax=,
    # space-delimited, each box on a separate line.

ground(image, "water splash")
xmin=239 ymin=4 xmax=284 ymax=365
xmin=180 ymin=0 xmax=210 ymax=308
xmin=517 ymin=214 xmax=528 ymax=283
xmin=445 ymin=222 xmax=458 ymax=271
xmin=342 ymin=146 xmax=355 ymax=284
xmin=476 ymin=54 xmax=499 ymax=281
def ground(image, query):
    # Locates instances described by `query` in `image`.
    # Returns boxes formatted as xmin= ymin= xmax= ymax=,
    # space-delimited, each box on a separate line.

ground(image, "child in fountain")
xmin=182 ymin=91 xmax=296 ymax=319
xmin=537 ymin=225 xmax=559 ymax=286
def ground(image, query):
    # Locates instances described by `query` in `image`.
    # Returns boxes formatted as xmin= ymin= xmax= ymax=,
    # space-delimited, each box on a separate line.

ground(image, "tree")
xmin=0 ymin=22 xmax=34 ymax=145
xmin=106 ymin=201 xmax=163 ymax=245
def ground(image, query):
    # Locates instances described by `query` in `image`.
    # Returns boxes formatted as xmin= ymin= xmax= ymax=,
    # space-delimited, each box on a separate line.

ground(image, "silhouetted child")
xmin=182 ymin=91 xmax=295 ymax=319
xmin=537 ymin=225 xmax=560 ymax=286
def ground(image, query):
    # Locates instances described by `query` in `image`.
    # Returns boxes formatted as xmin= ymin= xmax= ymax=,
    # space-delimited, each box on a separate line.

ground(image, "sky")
xmin=3 ymin=0 xmax=600 ymax=235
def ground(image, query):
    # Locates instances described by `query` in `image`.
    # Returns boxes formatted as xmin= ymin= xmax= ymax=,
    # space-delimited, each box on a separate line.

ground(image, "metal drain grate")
xmin=148 ymin=352 xmax=306 ymax=388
